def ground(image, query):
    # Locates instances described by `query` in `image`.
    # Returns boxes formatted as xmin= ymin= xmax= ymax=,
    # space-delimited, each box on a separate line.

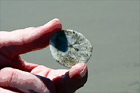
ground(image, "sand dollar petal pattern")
xmin=50 ymin=29 xmax=93 ymax=68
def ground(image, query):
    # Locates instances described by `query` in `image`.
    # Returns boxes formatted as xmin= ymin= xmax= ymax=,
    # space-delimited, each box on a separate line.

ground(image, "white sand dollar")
xmin=49 ymin=29 xmax=93 ymax=68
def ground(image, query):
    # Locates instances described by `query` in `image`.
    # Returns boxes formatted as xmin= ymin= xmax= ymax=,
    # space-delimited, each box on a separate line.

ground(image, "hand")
xmin=0 ymin=19 xmax=88 ymax=93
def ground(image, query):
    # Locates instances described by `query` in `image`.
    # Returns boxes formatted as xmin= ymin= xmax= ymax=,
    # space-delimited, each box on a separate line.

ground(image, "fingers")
xmin=0 ymin=67 xmax=55 ymax=93
xmin=69 ymin=63 xmax=88 ymax=81
xmin=48 ymin=63 xmax=88 ymax=93
xmin=0 ymin=18 xmax=62 ymax=58
xmin=28 ymin=63 xmax=88 ymax=93
xmin=65 ymin=63 xmax=88 ymax=93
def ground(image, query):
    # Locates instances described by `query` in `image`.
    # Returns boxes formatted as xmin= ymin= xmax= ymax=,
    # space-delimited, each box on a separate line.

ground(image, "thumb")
xmin=0 ymin=18 xmax=62 ymax=58
xmin=53 ymin=63 xmax=88 ymax=93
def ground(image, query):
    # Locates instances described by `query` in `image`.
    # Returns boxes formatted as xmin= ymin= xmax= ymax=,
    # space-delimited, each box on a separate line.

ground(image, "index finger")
xmin=0 ymin=18 xmax=62 ymax=58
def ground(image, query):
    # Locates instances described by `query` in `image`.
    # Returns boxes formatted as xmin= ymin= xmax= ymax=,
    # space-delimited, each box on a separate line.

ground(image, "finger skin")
xmin=52 ymin=63 xmax=88 ymax=93
xmin=0 ymin=18 xmax=62 ymax=58
xmin=31 ymin=63 xmax=88 ymax=93
xmin=0 ymin=67 xmax=55 ymax=93
xmin=0 ymin=18 xmax=62 ymax=70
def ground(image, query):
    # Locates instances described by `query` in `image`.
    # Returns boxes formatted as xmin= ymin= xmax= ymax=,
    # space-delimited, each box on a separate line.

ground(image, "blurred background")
xmin=0 ymin=0 xmax=139 ymax=93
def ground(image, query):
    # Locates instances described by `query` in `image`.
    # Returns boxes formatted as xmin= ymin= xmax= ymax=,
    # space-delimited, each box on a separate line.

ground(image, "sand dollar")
xmin=49 ymin=29 xmax=93 ymax=68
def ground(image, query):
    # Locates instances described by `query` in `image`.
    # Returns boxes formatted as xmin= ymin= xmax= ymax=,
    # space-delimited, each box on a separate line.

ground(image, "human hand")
xmin=0 ymin=19 xmax=88 ymax=93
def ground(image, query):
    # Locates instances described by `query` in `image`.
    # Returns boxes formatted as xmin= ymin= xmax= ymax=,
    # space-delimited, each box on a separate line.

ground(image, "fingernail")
xmin=80 ymin=64 xmax=87 ymax=78
xmin=69 ymin=63 xmax=87 ymax=79
xmin=43 ymin=18 xmax=60 ymax=27
xmin=53 ymin=18 xmax=60 ymax=21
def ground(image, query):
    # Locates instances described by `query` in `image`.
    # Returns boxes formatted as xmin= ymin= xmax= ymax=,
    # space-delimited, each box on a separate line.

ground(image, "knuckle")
xmin=0 ymin=67 xmax=17 ymax=86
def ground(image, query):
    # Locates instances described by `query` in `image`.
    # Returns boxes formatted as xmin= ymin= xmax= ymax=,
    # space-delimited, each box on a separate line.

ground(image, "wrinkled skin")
xmin=0 ymin=19 xmax=88 ymax=93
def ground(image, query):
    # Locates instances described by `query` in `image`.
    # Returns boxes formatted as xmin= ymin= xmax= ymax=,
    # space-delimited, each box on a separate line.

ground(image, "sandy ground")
xmin=0 ymin=0 xmax=139 ymax=93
